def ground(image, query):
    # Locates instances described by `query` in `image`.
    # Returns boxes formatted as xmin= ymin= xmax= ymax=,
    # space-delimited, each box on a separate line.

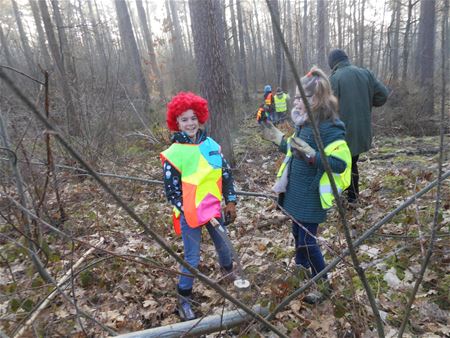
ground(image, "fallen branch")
xmin=116 ymin=305 xmax=269 ymax=338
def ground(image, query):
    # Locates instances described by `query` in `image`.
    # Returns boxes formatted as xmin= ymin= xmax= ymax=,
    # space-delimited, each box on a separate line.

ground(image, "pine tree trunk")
xmin=189 ymin=0 xmax=235 ymax=164
xmin=115 ymin=0 xmax=151 ymax=111
xmin=417 ymin=0 xmax=436 ymax=115
xmin=39 ymin=0 xmax=81 ymax=136
xmin=11 ymin=0 xmax=36 ymax=77
xmin=29 ymin=0 xmax=52 ymax=70
xmin=401 ymin=0 xmax=414 ymax=81
xmin=316 ymin=0 xmax=327 ymax=70
xmin=236 ymin=0 xmax=250 ymax=102
xmin=136 ymin=0 xmax=166 ymax=101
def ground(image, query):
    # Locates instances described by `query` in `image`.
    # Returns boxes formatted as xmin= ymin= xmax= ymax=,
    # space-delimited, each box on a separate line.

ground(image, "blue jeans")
xmin=178 ymin=215 xmax=233 ymax=290
xmin=292 ymin=221 xmax=327 ymax=278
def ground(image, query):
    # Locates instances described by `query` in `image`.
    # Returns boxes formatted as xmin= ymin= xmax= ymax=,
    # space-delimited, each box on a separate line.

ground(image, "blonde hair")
xmin=300 ymin=66 xmax=339 ymax=123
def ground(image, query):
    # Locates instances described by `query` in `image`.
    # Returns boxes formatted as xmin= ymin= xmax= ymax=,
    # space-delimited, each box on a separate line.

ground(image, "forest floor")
xmin=0 ymin=117 xmax=449 ymax=337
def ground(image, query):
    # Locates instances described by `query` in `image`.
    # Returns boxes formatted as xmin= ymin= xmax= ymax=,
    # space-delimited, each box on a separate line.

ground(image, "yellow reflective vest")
xmin=319 ymin=140 xmax=352 ymax=209
xmin=274 ymin=93 xmax=288 ymax=112
xmin=277 ymin=136 xmax=351 ymax=209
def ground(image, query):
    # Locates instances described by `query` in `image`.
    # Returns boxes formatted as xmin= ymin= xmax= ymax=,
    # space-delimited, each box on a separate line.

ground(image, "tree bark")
xmin=0 ymin=26 xmax=14 ymax=67
xmin=268 ymin=0 xmax=287 ymax=89
xmin=236 ymin=0 xmax=250 ymax=102
xmin=39 ymin=0 xmax=81 ymax=136
xmin=301 ymin=0 xmax=309 ymax=72
xmin=167 ymin=0 xmax=189 ymax=91
xmin=136 ymin=0 xmax=166 ymax=101
xmin=391 ymin=0 xmax=401 ymax=80
xmin=401 ymin=0 xmax=415 ymax=81
xmin=253 ymin=0 xmax=267 ymax=82
xmin=11 ymin=0 xmax=36 ymax=77
xmin=316 ymin=0 xmax=327 ymax=70
xmin=416 ymin=0 xmax=436 ymax=114
xmin=29 ymin=0 xmax=52 ymax=70
xmin=115 ymin=0 xmax=151 ymax=111
xmin=189 ymin=0 xmax=235 ymax=164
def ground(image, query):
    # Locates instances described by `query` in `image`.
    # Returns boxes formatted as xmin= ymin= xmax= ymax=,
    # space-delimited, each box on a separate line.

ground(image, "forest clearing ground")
xmin=0 ymin=124 xmax=449 ymax=337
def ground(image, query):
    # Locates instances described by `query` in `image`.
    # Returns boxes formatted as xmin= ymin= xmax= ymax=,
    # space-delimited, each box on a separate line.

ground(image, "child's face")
xmin=177 ymin=109 xmax=199 ymax=138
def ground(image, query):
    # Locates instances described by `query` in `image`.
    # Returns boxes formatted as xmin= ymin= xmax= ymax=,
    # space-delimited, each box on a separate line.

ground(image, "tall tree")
xmin=87 ymin=0 xmax=108 ymax=73
xmin=50 ymin=0 xmax=77 ymax=80
xmin=189 ymin=0 xmax=235 ymax=164
xmin=358 ymin=0 xmax=366 ymax=66
xmin=415 ymin=0 xmax=436 ymax=114
xmin=0 ymin=26 xmax=14 ymax=67
xmin=253 ymin=0 xmax=266 ymax=82
xmin=29 ymin=0 xmax=52 ymax=70
xmin=11 ymin=0 xmax=36 ymax=77
xmin=229 ymin=0 xmax=240 ymax=81
xmin=301 ymin=0 xmax=309 ymax=72
xmin=401 ymin=0 xmax=415 ymax=81
xmin=136 ymin=0 xmax=166 ymax=100
xmin=39 ymin=0 xmax=80 ymax=136
xmin=316 ymin=0 xmax=327 ymax=70
xmin=268 ymin=0 xmax=287 ymax=89
xmin=167 ymin=0 xmax=189 ymax=91
xmin=236 ymin=0 xmax=250 ymax=102
xmin=114 ymin=0 xmax=151 ymax=110
xmin=391 ymin=0 xmax=401 ymax=79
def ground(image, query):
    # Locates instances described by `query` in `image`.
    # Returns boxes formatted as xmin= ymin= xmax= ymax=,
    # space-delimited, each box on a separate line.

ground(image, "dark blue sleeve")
xmin=163 ymin=161 xmax=183 ymax=212
xmin=221 ymin=154 xmax=237 ymax=204
xmin=315 ymin=153 xmax=347 ymax=174
xmin=278 ymin=137 xmax=288 ymax=154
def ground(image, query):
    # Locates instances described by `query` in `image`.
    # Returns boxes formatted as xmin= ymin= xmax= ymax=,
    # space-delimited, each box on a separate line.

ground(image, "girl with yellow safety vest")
xmin=260 ymin=67 xmax=351 ymax=304
xmin=160 ymin=92 xmax=237 ymax=320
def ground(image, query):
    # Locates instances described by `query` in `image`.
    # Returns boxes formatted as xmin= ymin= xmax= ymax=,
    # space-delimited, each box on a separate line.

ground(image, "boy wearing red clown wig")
xmin=160 ymin=92 xmax=237 ymax=321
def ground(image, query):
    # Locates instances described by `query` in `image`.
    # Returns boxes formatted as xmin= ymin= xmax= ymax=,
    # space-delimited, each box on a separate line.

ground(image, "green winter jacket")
xmin=330 ymin=60 xmax=388 ymax=156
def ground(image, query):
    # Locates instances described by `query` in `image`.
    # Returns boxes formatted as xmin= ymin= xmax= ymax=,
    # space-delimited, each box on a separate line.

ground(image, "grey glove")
xmin=261 ymin=121 xmax=284 ymax=145
xmin=291 ymin=137 xmax=316 ymax=164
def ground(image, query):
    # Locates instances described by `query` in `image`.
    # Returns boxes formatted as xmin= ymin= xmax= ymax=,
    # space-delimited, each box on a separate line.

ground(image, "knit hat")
xmin=328 ymin=49 xmax=348 ymax=69
xmin=264 ymin=85 xmax=272 ymax=94
xmin=276 ymin=87 xmax=283 ymax=94
xmin=166 ymin=92 xmax=209 ymax=131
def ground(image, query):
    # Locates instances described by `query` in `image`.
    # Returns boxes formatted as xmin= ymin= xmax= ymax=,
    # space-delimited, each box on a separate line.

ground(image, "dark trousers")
xmin=347 ymin=155 xmax=359 ymax=202
xmin=292 ymin=221 xmax=327 ymax=278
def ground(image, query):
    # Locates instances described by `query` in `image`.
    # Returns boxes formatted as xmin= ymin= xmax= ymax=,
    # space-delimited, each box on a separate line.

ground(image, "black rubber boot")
xmin=177 ymin=287 xmax=196 ymax=321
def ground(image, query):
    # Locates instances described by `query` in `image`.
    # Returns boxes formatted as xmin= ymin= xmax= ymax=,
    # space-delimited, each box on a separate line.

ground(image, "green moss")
xmin=393 ymin=154 xmax=427 ymax=164
xmin=80 ymin=270 xmax=94 ymax=288
xmin=382 ymin=174 xmax=407 ymax=194
xmin=385 ymin=256 xmax=407 ymax=280
xmin=377 ymin=146 xmax=397 ymax=154
xmin=269 ymin=246 xmax=291 ymax=259
xmin=352 ymin=270 xmax=388 ymax=293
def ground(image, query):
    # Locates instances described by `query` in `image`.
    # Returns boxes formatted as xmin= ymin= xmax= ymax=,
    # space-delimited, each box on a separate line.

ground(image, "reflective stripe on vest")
xmin=160 ymin=138 xmax=223 ymax=234
xmin=319 ymin=140 xmax=352 ymax=209
xmin=274 ymin=93 xmax=288 ymax=112
xmin=277 ymin=134 xmax=294 ymax=178
xmin=265 ymin=92 xmax=273 ymax=105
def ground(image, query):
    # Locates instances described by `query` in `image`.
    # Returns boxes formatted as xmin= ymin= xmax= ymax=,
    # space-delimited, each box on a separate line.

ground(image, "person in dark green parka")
xmin=328 ymin=49 xmax=389 ymax=203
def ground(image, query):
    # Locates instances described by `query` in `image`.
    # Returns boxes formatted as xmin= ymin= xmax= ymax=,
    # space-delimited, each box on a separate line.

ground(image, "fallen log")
xmin=115 ymin=304 xmax=269 ymax=338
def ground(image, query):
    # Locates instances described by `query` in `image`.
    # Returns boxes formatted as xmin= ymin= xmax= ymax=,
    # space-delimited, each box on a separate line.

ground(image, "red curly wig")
xmin=166 ymin=92 xmax=209 ymax=131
